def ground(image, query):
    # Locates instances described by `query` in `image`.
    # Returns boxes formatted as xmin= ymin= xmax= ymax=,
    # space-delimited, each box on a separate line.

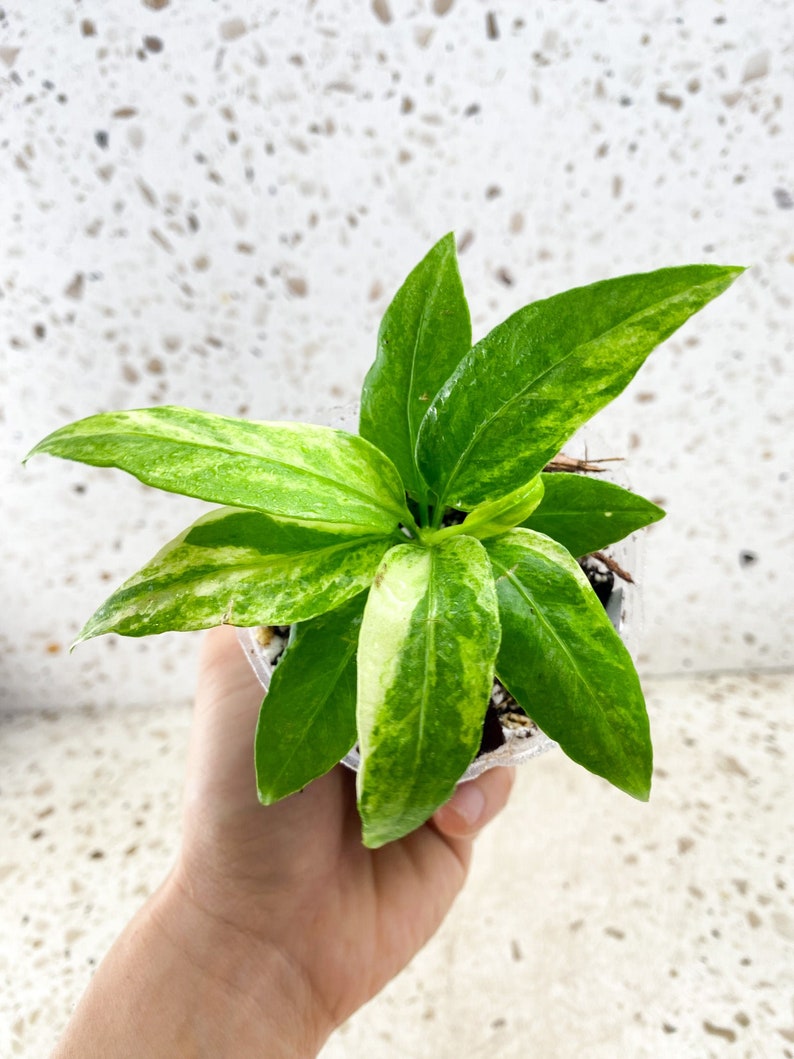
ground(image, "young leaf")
xmin=457 ymin=475 xmax=544 ymax=539
xmin=75 ymin=507 xmax=393 ymax=641
xmin=486 ymin=529 xmax=652 ymax=800
xmin=256 ymin=593 xmax=366 ymax=804
xmin=523 ymin=473 xmax=665 ymax=557
xmin=359 ymin=233 xmax=471 ymax=504
xmin=27 ymin=405 xmax=411 ymax=535
xmin=356 ymin=536 xmax=500 ymax=848
xmin=417 ymin=265 xmax=744 ymax=509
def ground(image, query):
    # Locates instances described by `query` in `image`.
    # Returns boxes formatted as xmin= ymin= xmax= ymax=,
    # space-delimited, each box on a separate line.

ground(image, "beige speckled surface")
xmin=2 ymin=671 xmax=792 ymax=1057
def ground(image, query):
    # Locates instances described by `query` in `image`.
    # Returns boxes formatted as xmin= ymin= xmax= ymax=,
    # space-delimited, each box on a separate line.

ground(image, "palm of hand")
xmin=176 ymin=626 xmax=511 ymax=1038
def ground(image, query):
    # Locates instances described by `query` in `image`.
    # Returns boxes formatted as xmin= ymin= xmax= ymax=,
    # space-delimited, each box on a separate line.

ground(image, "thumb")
xmin=432 ymin=766 xmax=515 ymax=840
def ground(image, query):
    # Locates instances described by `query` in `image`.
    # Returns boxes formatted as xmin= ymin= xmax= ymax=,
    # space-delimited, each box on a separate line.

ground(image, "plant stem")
xmin=400 ymin=507 xmax=421 ymax=540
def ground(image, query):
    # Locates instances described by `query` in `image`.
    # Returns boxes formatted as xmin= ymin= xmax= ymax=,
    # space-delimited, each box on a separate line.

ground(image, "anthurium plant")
xmin=27 ymin=235 xmax=742 ymax=847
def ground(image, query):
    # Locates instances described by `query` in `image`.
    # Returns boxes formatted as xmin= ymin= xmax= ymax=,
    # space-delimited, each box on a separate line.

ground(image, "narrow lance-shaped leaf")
xmin=356 ymin=536 xmax=501 ymax=848
xmin=27 ymin=405 xmax=411 ymax=535
xmin=256 ymin=592 xmax=366 ymax=804
xmin=359 ymin=233 xmax=472 ymax=504
xmin=523 ymin=473 xmax=665 ymax=557
xmin=418 ymin=264 xmax=744 ymax=509
xmin=486 ymin=529 xmax=652 ymax=800
xmin=75 ymin=507 xmax=393 ymax=642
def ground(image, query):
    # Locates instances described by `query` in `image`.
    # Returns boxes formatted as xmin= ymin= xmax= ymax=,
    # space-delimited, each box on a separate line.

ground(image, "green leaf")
xmin=486 ymin=529 xmax=652 ymax=800
xmin=255 ymin=593 xmax=366 ymax=804
xmin=417 ymin=264 xmax=744 ymax=509
xmin=27 ymin=405 xmax=411 ymax=535
xmin=75 ymin=507 xmax=393 ymax=641
xmin=524 ymin=473 xmax=665 ymax=557
xmin=457 ymin=474 xmax=544 ymax=539
xmin=356 ymin=536 xmax=501 ymax=847
xmin=359 ymin=233 xmax=472 ymax=504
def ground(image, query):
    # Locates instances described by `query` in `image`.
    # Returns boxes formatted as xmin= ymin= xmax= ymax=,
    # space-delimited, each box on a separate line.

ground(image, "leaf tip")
xmin=72 ymin=610 xmax=111 ymax=646
xmin=358 ymin=792 xmax=405 ymax=849
xmin=361 ymin=823 xmax=390 ymax=850
xmin=256 ymin=786 xmax=277 ymax=807
xmin=71 ymin=627 xmax=94 ymax=650
xmin=21 ymin=438 xmax=47 ymax=465
xmin=622 ymin=762 xmax=653 ymax=802
xmin=69 ymin=626 xmax=96 ymax=651
xmin=358 ymin=799 xmax=431 ymax=848
xmin=729 ymin=264 xmax=749 ymax=288
xmin=714 ymin=264 xmax=748 ymax=290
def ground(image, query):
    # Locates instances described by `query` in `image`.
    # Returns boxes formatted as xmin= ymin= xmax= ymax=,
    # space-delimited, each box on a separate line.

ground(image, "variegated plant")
xmin=27 ymin=235 xmax=742 ymax=847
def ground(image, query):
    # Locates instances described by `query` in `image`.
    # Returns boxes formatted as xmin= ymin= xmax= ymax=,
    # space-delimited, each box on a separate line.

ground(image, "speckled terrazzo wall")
xmin=2 ymin=1 xmax=792 ymax=710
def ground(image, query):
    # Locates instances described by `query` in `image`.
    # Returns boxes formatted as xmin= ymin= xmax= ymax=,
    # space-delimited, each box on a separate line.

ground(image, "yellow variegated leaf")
xmin=356 ymin=535 xmax=501 ymax=847
xmin=487 ymin=529 xmax=652 ymax=800
xmin=76 ymin=507 xmax=393 ymax=641
xmin=418 ymin=265 xmax=744 ymax=509
xmin=28 ymin=405 xmax=411 ymax=535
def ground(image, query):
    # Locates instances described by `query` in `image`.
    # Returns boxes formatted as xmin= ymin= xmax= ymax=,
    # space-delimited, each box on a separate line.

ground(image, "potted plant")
xmin=26 ymin=234 xmax=742 ymax=847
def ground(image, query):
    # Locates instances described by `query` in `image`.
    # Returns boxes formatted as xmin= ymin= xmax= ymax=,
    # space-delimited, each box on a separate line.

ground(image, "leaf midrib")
xmin=386 ymin=549 xmax=438 ymax=823
xmin=531 ymin=506 xmax=647 ymax=517
xmin=406 ymin=288 xmax=434 ymax=497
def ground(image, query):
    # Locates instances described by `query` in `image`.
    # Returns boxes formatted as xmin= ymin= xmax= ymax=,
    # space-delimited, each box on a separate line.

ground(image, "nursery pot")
xmin=238 ymin=407 xmax=641 ymax=784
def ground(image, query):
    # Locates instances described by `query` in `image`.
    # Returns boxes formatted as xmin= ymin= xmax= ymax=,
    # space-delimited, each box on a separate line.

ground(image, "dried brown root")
xmin=591 ymin=550 xmax=634 ymax=584
xmin=544 ymin=453 xmax=624 ymax=474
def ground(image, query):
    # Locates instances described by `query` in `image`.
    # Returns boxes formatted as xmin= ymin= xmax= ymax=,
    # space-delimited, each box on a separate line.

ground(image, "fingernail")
xmin=450 ymin=782 xmax=485 ymax=826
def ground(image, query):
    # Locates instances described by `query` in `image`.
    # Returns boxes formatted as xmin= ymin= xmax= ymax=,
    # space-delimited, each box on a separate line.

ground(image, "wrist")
xmin=53 ymin=868 xmax=331 ymax=1059
xmin=150 ymin=867 xmax=332 ymax=1058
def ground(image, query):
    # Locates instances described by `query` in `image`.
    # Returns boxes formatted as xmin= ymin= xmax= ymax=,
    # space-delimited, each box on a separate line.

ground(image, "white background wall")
xmin=2 ymin=0 xmax=792 ymax=710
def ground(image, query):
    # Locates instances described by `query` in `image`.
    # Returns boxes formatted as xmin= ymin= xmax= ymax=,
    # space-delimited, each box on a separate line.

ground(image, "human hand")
xmin=53 ymin=625 xmax=514 ymax=1058
xmin=175 ymin=625 xmax=515 ymax=1052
